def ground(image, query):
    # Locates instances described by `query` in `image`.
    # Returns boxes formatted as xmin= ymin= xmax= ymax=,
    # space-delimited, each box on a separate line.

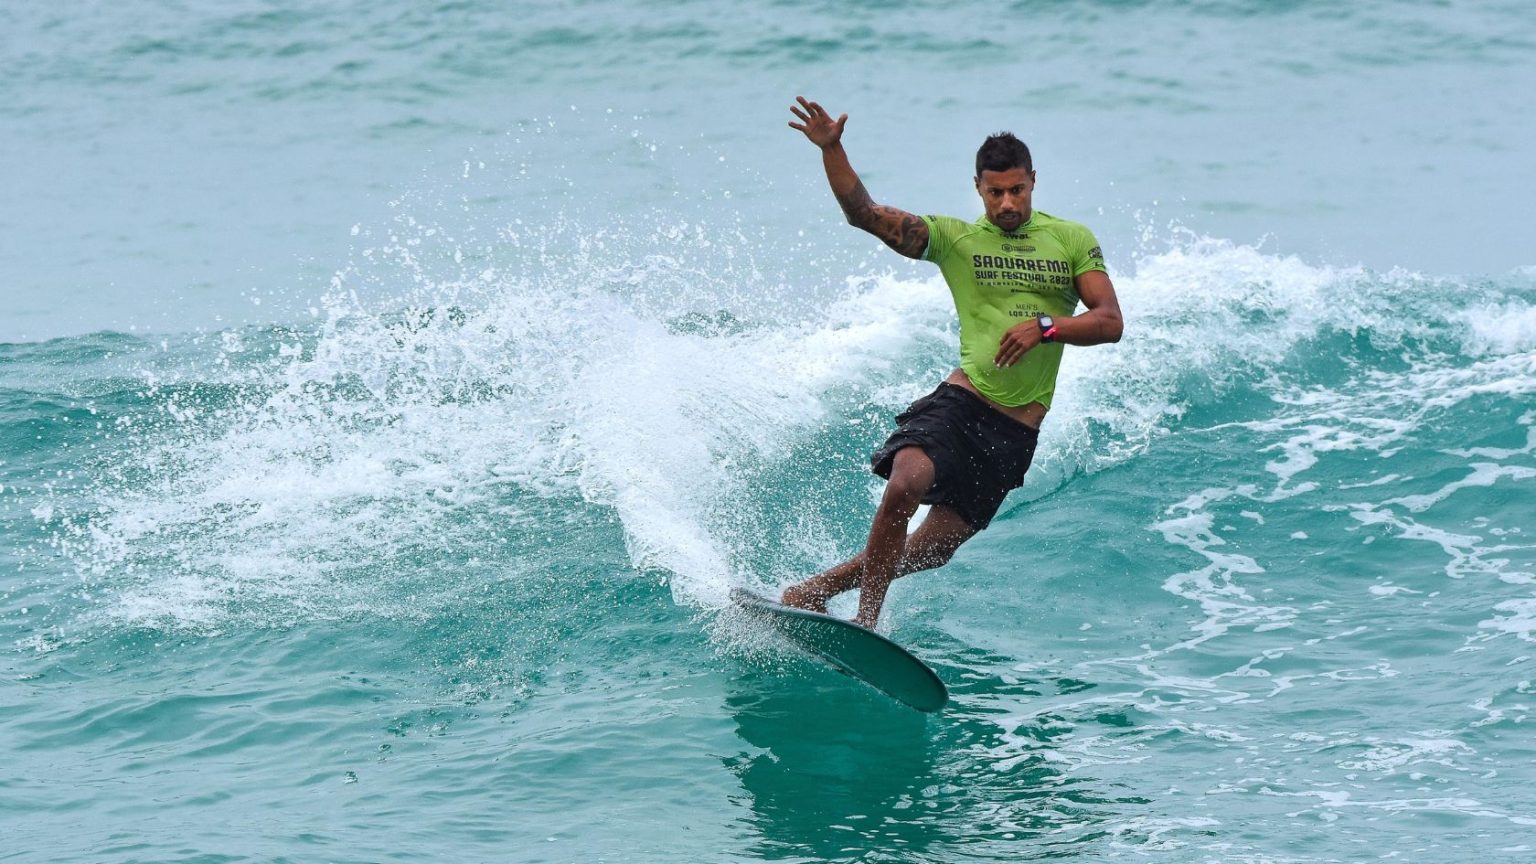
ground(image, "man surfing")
xmin=780 ymin=96 xmax=1125 ymax=629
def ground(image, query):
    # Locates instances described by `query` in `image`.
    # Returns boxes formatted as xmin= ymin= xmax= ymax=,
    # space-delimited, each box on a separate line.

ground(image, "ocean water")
xmin=3 ymin=1 xmax=1535 ymax=861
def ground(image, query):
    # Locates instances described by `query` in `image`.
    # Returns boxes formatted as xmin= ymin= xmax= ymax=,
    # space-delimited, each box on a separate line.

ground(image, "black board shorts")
xmin=870 ymin=382 xmax=1041 ymax=531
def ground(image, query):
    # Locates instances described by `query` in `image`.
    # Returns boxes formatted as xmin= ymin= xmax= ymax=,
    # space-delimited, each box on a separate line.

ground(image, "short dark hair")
xmin=975 ymin=132 xmax=1033 ymax=177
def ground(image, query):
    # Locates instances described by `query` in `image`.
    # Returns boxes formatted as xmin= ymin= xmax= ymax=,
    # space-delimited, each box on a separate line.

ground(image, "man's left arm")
xmin=994 ymin=270 xmax=1123 ymax=366
xmin=1048 ymin=270 xmax=1123 ymax=345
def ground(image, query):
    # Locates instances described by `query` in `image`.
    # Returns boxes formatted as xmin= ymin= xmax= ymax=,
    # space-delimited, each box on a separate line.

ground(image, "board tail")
xmin=731 ymin=589 xmax=948 ymax=712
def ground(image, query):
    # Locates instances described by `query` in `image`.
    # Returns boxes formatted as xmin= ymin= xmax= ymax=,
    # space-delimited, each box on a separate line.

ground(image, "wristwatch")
xmin=1037 ymin=314 xmax=1058 ymax=343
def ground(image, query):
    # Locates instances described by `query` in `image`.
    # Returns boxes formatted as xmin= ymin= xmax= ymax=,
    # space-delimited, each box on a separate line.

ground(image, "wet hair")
xmin=975 ymin=132 xmax=1033 ymax=177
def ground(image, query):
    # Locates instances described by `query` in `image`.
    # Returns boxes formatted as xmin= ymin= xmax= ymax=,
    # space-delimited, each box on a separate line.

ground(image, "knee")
xmin=883 ymin=449 xmax=934 ymax=511
xmin=881 ymin=475 xmax=926 ymax=511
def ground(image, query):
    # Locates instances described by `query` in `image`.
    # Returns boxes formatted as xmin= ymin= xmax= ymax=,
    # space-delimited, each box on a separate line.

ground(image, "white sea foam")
xmin=1385 ymin=463 xmax=1536 ymax=513
xmin=58 ymin=220 xmax=967 ymax=626
xmin=1479 ymin=599 xmax=1536 ymax=642
xmin=1334 ymin=736 xmax=1475 ymax=773
xmin=1463 ymin=300 xmax=1536 ymax=356
xmin=1128 ymin=492 xmax=1299 ymax=664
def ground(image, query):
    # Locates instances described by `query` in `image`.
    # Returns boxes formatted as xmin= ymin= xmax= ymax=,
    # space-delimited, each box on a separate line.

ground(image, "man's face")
xmin=975 ymin=167 xmax=1036 ymax=233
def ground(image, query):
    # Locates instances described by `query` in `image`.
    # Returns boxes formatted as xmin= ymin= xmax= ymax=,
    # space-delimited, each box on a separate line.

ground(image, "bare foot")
xmin=780 ymin=584 xmax=829 ymax=614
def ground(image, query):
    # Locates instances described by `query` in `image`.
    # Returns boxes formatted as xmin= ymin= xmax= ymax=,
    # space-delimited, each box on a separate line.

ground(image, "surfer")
xmin=780 ymin=96 xmax=1124 ymax=629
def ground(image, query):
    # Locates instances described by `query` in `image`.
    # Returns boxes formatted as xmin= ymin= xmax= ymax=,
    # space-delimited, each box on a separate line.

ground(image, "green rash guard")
xmin=921 ymin=210 xmax=1106 ymax=409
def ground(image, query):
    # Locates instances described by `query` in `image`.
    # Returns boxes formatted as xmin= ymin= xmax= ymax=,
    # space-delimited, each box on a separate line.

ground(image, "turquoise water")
xmin=4 ymin=1 xmax=1536 ymax=861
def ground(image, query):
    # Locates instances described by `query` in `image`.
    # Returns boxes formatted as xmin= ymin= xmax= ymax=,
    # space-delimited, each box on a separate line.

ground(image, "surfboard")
xmin=731 ymin=588 xmax=948 ymax=713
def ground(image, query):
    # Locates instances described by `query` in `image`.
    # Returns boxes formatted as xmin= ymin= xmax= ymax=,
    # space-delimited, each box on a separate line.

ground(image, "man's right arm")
xmin=820 ymin=143 xmax=929 ymax=259
xmin=788 ymin=97 xmax=929 ymax=260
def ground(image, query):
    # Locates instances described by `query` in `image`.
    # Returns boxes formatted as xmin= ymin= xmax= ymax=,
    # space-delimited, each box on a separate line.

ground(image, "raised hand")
xmin=788 ymin=96 xmax=847 ymax=149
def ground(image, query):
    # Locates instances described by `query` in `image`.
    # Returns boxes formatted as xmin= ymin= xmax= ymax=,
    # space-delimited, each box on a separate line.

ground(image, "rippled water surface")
xmin=4 ymin=1 xmax=1535 ymax=862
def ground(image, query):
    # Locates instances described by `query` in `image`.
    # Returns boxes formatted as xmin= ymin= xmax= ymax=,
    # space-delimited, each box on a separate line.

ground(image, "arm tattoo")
xmin=835 ymin=179 xmax=928 ymax=258
xmin=834 ymin=178 xmax=877 ymax=225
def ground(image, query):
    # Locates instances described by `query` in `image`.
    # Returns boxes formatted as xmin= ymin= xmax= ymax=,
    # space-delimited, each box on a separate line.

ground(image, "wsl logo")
xmin=1000 ymin=242 xmax=1036 ymax=253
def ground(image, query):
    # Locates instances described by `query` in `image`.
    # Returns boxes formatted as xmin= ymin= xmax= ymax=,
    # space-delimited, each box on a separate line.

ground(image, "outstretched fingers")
xmin=788 ymin=99 xmax=812 ymax=131
xmin=796 ymin=96 xmax=838 ymax=123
